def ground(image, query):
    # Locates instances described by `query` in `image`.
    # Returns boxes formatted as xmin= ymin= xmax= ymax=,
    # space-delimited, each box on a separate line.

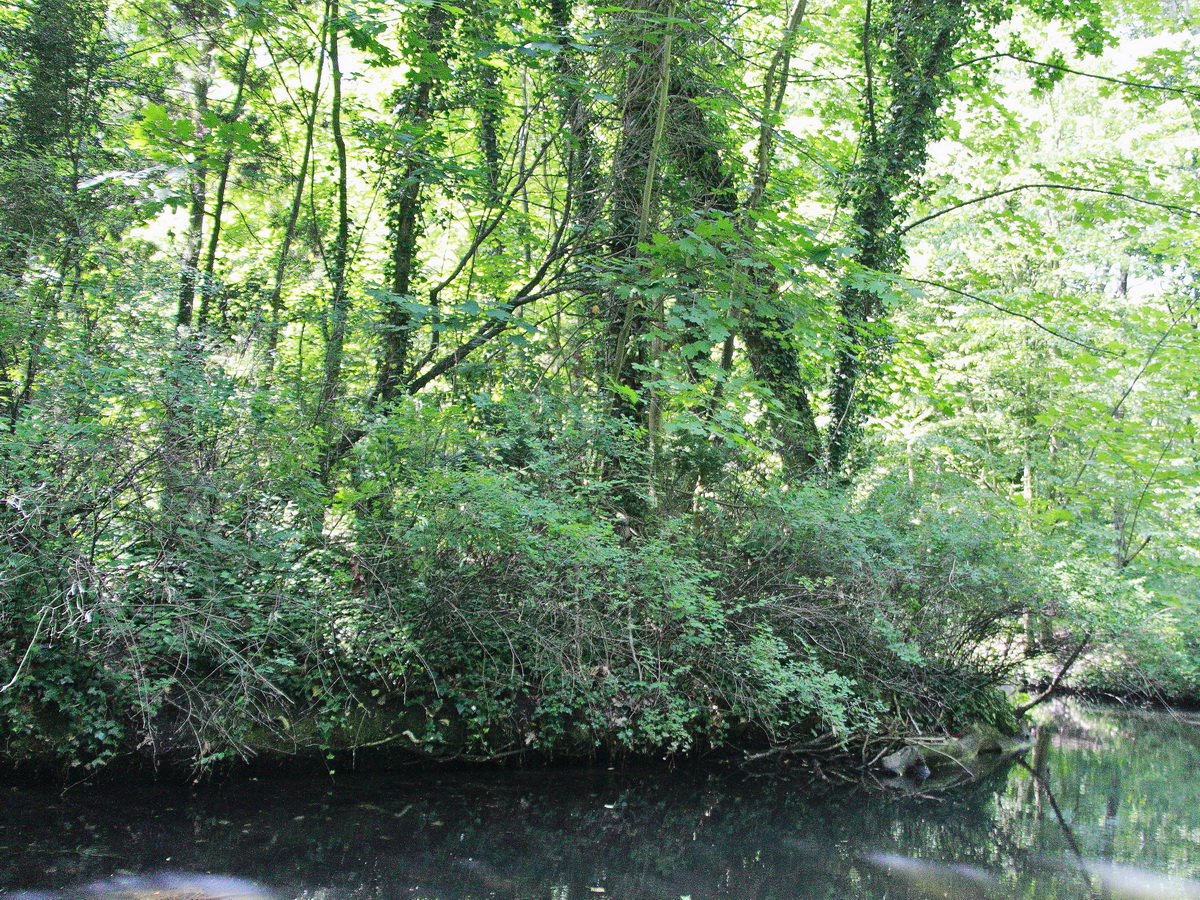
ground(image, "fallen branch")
xmin=1015 ymin=635 xmax=1091 ymax=716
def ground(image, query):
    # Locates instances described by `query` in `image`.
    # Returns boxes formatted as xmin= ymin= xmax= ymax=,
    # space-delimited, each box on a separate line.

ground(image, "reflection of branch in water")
xmin=1017 ymin=759 xmax=1093 ymax=891
xmin=1103 ymin=769 xmax=1121 ymax=862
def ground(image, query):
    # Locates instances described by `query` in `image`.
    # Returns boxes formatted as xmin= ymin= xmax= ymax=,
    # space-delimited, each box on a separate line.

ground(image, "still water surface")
xmin=3 ymin=701 xmax=1200 ymax=900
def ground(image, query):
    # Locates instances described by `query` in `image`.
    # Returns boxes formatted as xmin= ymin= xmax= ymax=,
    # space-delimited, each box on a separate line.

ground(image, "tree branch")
xmin=1119 ymin=535 xmax=1152 ymax=569
xmin=903 ymin=276 xmax=1119 ymax=354
xmin=425 ymin=130 xmax=557 ymax=303
xmin=1111 ymin=291 xmax=1200 ymax=417
xmin=406 ymin=283 xmax=577 ymax=393
xmin=900 ymin=182 xmax=1199 ymax=236
xmin=950 ymin=51 xmax=1200 ymax=102
xmin=1015 ymin=634 xmax=1090 ymax=716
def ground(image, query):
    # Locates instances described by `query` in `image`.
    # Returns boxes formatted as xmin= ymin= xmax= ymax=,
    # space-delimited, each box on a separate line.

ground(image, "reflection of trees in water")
xmin=0 ymin=768 xmax=1016 ymax=900
xmin=5 ymin=705 xmax=1200 ymax=900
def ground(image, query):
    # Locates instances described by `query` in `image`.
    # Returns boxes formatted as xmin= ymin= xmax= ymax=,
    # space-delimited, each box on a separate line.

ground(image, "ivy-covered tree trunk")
xmin=736 ymin=0 xmax=822 ymax=479
xmin=662 ymin=1 xmax=822 ymax=481
xmin=826 ymin=0 xmax=969 ymax=472
xmin=0 ymin=0 xmax=105 ymax=278
xmin=654 ymin=61 xmax=823 ymax=485
xmin=468 ymin=8 xmax=504 ymax=196
xmin=743 ymin=311 xmax=823 ymax=475
xmin=550 ymin=0 xmax=600 ymax=230
xmin=0 ymin=0 xmax=109 ymax=422
xmin=602 ymin=0 xmax=674 ymax=516
xmin=376 ymin=3 xmax=452 ymax=405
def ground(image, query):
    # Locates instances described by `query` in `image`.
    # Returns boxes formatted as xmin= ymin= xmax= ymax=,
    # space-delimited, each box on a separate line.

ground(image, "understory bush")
xmin=1035 ymin=554 xmax=1200 ymax=701
xmin=0 ymin=385 xmax=1144 ymax=773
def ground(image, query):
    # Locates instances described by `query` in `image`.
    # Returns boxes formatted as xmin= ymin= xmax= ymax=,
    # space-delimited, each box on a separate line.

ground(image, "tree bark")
xmin=827 ymin=0 xmax=968 ymax=472
xmin=315 ymin=0 xmax=352 ymax=486
xmin=376 ymin=3 xmax=452 ymax=404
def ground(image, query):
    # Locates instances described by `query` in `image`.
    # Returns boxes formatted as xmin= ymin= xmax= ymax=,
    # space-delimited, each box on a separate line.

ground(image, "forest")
xmin=0 ymin=0 xmax=1197 ymax=775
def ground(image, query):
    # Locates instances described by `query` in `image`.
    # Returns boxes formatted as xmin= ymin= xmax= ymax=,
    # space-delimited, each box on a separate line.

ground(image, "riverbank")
xmin=7 ymin=460 xmax=1185 ymax=784
xmin=4 ymin=478 xmax=1050 ymax=781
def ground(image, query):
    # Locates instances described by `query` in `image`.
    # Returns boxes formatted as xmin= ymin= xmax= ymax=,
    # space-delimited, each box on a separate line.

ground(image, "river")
xmin=2 ymin=700 xmax=1199 ymax=900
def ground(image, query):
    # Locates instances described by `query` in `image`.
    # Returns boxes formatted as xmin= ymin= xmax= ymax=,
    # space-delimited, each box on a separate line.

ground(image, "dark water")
xmin=3 ymin=701 xmax=1200 ymax=900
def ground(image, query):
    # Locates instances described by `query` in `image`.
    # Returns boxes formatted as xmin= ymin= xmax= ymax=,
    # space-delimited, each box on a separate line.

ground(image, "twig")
xmin=0 ymin=606 xmax=51 ymax=694
xmin=949 ymin=51 xmax=1200 ymax=102
xmin=904 ymin=276 xmax=1115 ymax=354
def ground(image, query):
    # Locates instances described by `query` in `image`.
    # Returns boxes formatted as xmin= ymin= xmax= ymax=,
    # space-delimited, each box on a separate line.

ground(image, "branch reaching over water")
xmin=1015 ymin=635 xmax=1090 ymax=716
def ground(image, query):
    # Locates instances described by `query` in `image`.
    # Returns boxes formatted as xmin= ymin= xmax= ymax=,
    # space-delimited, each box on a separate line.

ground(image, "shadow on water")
xmin=4 ymin=701 xmax=1200 ymax=900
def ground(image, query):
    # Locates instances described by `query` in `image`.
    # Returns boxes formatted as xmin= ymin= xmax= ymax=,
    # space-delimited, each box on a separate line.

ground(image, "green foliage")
xmin=0 ymin=0 xmax=1195 ymax=777
xmin=0 ymin=373 xmax=1057 ymax=769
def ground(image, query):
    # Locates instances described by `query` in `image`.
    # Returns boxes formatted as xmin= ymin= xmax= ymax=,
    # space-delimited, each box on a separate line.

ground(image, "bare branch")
xmin=1015 ymin=635 xmax=1090 ymax=716
xmin=425 ymin=131 xmax=558 ymax=303
xmin=950 ymin=51 xmax=1200 ymax=102
xmin=900 ymin=182 xmax=1199 ymax=236
xmin=904 ymin=276 xmax=1119 ymax=355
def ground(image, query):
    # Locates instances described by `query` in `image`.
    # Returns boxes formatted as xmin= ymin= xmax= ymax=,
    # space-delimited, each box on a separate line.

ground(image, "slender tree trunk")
xmin=376 ymin=3 xmax=452 ymax=404
xmin=265 ymin=23 xmax=327 ymax=362
xmin=198 ymin=41 xmax=254 ymax=330
xmin=162 ymin=32 xmax=220 ymax=539
xmin=177 ymin=36 xmax=215 ymax=328
xmin=315 ymin=0 xmax=351 ymax=486
xmin=643 ymin=8 xmax=673 ymax=501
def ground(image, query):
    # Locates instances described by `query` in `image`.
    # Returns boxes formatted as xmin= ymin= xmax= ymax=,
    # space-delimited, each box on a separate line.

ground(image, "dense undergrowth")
xmin=2 ymin=0 xmax=1197 ymax=781
xmin=2 ymin=370 xmax=1175 ymax=777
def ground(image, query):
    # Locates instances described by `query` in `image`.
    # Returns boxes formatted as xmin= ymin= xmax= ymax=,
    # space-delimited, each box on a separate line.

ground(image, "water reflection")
xmin=864 ymin=853 xmax=1003 ymax=899
xmin=3 ymin=701 xmax=1200 ymax=900
xmin=1076 ymin=860 xmax=1200 ymax=899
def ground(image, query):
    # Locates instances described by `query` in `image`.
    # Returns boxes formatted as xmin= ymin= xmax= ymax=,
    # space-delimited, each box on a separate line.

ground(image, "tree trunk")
xmin=667 ymin=0 xmax=821 ymax=480
xmin=177 ymin=36 xmax=215 ymax=328
xmin=826 ymin=0 xmax=968 ymax=472
xmin=315 ymin=0 xmax=352 ymax=486
xmin=198 ymin=41 xmax=254 ymax=330
xmin=601 ymin=0 xmax=675 ymax=517
xmin=376 ymin=3 xmax=452 ymax=404
xmin=265 ymin=23 xmax=327 ymax=362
